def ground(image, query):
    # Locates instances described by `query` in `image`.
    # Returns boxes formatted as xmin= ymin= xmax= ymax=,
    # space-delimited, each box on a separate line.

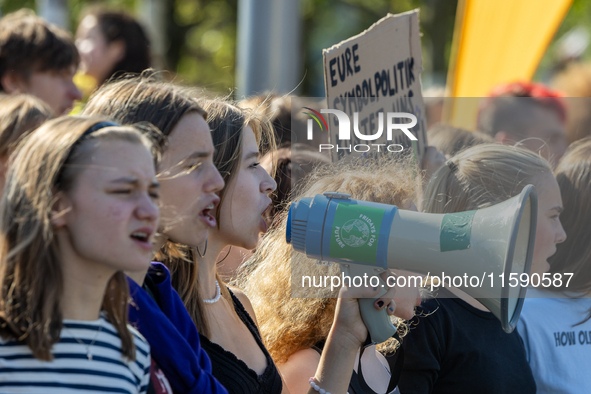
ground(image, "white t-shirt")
xmin=0 ymin=315 xmax=151 ymax=394
xmin=517 ymin=288 xmax=591 ymax=394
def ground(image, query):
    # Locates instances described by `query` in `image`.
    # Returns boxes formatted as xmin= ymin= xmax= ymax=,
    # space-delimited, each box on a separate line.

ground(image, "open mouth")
xmin=130 ymin=231 xmax=150 ymax=242
xmin=130 ymin=230 xmax=153 ymax=251
xmin=200 ymin=201 xmax=217 ymax=227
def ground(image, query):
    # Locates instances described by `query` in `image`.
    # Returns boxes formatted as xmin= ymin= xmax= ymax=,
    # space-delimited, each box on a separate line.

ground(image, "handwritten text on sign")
xmin=323 ymin=10 xmax=427 ymax=162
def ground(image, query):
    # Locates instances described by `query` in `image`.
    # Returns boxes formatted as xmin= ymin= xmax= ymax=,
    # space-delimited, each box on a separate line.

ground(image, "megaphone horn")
xmin=286 ymin=185 xmax=537 ymax=342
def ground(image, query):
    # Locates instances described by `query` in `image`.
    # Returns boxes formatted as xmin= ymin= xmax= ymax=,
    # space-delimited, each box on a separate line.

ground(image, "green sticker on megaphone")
xmin=330 ymin=203 xmax=385 ymax=265
xmin=440 ymin=210 xmax=476 ymax=252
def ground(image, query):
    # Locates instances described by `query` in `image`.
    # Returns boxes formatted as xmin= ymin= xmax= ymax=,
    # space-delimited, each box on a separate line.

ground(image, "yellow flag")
xmin=445 ymin=0 xmax=572 ymax=129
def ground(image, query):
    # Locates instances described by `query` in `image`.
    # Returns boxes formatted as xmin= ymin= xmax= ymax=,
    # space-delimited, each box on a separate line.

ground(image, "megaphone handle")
xmin=341 ymin=264 xmax=397 ymax=344
xmin=358 ymin=297 xmax=397 ymax=344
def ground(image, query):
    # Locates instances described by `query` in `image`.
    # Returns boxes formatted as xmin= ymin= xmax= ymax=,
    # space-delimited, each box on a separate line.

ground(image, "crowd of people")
xmin=0 ymin=7 xmax=588 ymax=394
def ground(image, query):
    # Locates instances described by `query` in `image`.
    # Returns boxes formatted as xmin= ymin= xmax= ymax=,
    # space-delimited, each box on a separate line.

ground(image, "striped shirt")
xmin=0 ymin=315 xmax=151 ymax=394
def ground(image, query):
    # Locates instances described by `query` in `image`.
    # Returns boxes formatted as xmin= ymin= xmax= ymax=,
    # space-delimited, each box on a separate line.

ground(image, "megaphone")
xmin=286 ymin=185 xmax=537 ymax=342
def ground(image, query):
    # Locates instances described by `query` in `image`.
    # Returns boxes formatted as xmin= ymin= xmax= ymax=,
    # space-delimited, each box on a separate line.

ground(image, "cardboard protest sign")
xmin=322 ymin=10 xmax=427 ymax=163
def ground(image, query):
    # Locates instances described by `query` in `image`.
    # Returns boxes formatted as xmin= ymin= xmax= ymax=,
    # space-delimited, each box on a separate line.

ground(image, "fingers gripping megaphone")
xmin=286 ymin=186 xmax=537 ymax=343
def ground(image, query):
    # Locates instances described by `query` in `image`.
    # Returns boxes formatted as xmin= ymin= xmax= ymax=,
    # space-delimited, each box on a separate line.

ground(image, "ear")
xmin=108 ymin=39 xmax=126 ymax=64
xmin=1 ymin=71 xmax=28 ymax=94
xmin=50 ymin=191 xmax=72 ymax=228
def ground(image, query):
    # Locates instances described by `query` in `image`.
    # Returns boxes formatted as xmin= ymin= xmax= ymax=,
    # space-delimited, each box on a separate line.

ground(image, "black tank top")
xmin=199 ymin=289 xmax=283 ymax=394
xmin=312 ymin=341 xmax=403 ymax=394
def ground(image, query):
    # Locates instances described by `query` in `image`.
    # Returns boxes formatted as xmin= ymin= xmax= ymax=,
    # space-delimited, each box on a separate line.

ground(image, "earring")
xmin=217 ymin=246 xmax=232 ymax=264
xmin=196 ymin=238 xmax=208 ymax=258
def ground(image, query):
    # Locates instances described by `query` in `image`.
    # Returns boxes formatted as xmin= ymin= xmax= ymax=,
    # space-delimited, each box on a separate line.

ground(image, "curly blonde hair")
xmin=235 ymin=157 xmax=419 ymax=364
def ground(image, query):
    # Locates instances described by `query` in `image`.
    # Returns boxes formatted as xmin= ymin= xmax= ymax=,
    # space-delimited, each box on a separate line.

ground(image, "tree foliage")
xmin=1 ymin=0 xmax=589 ymax=94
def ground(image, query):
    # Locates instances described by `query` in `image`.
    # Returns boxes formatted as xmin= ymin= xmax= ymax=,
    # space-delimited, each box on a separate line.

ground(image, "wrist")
xmin=328 ymin=321 xmax=364 ymax=351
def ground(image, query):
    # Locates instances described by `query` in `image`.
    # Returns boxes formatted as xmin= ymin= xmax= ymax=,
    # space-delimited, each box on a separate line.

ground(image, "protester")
xmin=0 ymin=117 xmax=155 ymax=393
xmin=517 ymin=137 xmax=591 ymax=394
xmin=398 ymin=144 xmax=566 ymax=393
xmin=0 ymin=10 xmax=82 ymax=115
xmin=217 ymin=144 xmax=330 ymax=281
xmin=76 ymin=8 xmax=151 ymax=87
xmin=0 ymin=94 xmax=53 ymax=193
xmin=477 ymin=82 xmax=568 ymax=166
xmin=83 ymin=73 xmax=229 ymax=394
xmin=170 ymin=98 xmax=283 ymax=392
xmin=236 ymin=158 xmax=421 ymax=394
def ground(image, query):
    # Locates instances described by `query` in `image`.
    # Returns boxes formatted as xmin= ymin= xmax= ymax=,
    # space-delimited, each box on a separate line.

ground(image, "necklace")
xmin=64 ymin=321 xmax=103 ymax=361
xmin=203 ymin=280 xmax=221 ymax=304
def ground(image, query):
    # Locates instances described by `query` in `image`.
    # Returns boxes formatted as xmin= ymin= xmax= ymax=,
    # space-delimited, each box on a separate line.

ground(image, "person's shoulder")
xmin=99 ymin=316 xmax=150 ymax=361
xmin=520 ymin=289 xmax=566 ymax=317
xmin=227 ymin=285 xmax=259 ymax=326
xmin=127 ymin=324 xmax=148 ymax=344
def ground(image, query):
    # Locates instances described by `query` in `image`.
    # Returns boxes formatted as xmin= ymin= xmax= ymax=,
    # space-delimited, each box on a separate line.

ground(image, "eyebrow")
xmin=185 ymin=151 xmax=212 ymax=160
xmin=110 ymin=177 xmax=160 ymax=189
xmin=243 ymin=151 xmax=259 ymax=161
xmin=550 ymin=206 xmax=564 ymax=213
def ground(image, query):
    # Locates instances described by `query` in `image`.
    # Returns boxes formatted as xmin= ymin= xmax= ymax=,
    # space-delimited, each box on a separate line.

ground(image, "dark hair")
xmin=85 ymin=9 xmax=151 ymax=84
xmin=0 ymin=10 xmax=79 ymax=91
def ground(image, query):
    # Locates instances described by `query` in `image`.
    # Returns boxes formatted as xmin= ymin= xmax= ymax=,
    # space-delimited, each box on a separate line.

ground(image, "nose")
xmin=204 ymin=164 xmax=224 ymax=194
xmin=261 ymin=169 xmax=277 ymax=194
xmin=68 ymin=79 xmax=83 ymax=102
xmin=556 ymin=219 xmax=567 ymax=244
xmin=136 ymin=193 xmax=160 ymax=226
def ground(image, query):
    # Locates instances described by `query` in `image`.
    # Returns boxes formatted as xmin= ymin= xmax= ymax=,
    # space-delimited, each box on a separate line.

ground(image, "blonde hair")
xmin=0 ymin=94 xmax=53 ymax=157
xmin=0 ymin=116 xmax=153 ymax=361
xmin=235 ymin=158 xmax=419 ymax=364
xmin=423 ymin=143 xmax=552 ymax=214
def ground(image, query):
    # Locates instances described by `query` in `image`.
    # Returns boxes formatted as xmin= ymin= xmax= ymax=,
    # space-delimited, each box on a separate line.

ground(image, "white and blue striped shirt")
xmin=0 ymin=315 xmax=151 ymax=394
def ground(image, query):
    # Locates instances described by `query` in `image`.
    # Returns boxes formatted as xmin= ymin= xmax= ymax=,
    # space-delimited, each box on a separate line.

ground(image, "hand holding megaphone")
xmin=286 ymin=186 xmax=537 ymax=343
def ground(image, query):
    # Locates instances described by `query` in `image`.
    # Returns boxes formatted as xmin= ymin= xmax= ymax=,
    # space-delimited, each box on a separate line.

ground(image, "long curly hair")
xmin=235 ymin=157 xmax=419 ymax=364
